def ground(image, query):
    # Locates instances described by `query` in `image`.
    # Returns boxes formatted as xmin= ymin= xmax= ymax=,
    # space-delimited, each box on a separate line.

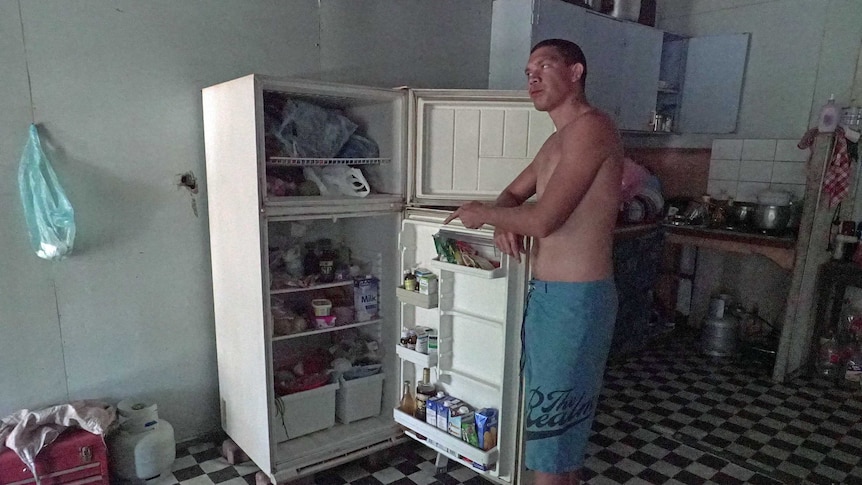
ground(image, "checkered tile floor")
xmin=153 ymin=327 xmax=862 ymax=484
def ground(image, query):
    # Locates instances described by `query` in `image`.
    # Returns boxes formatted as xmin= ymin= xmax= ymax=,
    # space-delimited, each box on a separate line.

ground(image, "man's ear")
xmin=570 ymin=63 xmax=585 ymax=84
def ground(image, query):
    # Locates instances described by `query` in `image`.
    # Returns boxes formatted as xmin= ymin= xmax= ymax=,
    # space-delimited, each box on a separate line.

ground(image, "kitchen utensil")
xmin=754 ymin=204 xmax=792 ymax=232
xmin=726 ymin=202 xmax=756 ymax=228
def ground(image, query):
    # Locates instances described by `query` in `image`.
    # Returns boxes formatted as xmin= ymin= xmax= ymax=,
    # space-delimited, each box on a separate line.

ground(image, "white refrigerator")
xmin=202 ymin=75 xmax=554 ymax=484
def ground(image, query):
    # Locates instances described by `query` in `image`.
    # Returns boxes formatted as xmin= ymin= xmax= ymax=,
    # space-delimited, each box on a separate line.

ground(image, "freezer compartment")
xmin=393 ymin=410 xmax=498 ymax=472
xmin=261 ymin=85 xmax=404 ymax=204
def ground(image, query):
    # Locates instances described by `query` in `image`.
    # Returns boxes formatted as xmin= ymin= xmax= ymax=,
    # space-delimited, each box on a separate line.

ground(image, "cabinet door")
xmin=618 ymin=23 xmax=663 ymax=131
xmin=576 ymin=11 xmax=625 ymax=121
xmin=531 ymin=0 xmax=587 ymax=48
xmin=489 ymin=1 xmax=535 ymax=90
xmin=678 ymin=33 xmax=750 ymax=134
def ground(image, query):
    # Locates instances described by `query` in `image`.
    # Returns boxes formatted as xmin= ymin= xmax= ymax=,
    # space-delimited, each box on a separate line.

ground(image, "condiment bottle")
xmin=303 ymin=242 xmax=318 ymax=277
xmin=404 ymin=272 xmax=417 ymax=291
xmin=318 ymin=239 xmax=337 ymax=282
xmin=399 ymin=380 xmax=416 ymax=416
xmin=818 ymin=94 xmax=840 ymax=133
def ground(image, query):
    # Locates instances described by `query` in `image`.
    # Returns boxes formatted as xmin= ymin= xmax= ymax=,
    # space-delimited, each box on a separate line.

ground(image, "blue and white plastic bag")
xmin=18 ymin=124 xmax=76 ymax=260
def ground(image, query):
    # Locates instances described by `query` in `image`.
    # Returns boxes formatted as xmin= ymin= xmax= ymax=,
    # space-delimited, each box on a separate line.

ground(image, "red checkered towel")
xmin=801 ymin=127 xmax=852 ymax=208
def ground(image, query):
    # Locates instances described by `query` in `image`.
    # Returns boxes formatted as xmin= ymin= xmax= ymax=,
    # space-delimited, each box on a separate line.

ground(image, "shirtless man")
xmin=444 ymin=39 xmax=622 ymax=485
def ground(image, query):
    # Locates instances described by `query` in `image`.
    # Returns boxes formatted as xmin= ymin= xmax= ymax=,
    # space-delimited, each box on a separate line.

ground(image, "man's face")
xmin=524 ymin=46 xmax=582 ymax=112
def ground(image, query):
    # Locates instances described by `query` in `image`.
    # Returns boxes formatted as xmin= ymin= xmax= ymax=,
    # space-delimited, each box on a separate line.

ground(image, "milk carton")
xmin=426 ymin=393 xmax=445 ymax=427
xmin=436 ymin=397 xmax=461 ymax=431
xmin=353 ymin=275 xmax=379 ymax=322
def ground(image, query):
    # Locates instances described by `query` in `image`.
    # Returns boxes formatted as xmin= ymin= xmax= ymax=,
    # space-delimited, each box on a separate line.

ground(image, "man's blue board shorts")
xmin=522 ymin=278 xmax=618 ymax=474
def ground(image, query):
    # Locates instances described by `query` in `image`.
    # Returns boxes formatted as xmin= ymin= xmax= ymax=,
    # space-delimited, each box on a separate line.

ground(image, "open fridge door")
xmin=394 ymin=209 xmax=528 ymax=485
xmin=407 ymin=90 xmax=554 ymax=207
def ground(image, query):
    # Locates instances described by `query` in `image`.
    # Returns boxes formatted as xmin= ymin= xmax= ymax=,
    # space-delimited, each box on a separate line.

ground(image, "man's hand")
xmin=494 ymin=227 xmax=525 ymax=263
xmin=443 ymin=201 xmax=487 ymax=229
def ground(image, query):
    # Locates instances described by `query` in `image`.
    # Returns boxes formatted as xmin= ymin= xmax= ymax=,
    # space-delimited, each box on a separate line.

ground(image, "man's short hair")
xmin=530 ymin=39 xmax=588 ymax=88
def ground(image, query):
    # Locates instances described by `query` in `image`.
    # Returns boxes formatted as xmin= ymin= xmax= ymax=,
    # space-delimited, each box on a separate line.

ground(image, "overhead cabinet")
xmin=488 ymin=0 xmax=749 ymax=134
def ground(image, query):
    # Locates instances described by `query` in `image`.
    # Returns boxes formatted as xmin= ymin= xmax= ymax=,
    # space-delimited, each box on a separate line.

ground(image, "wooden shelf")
xmin=664 ymin=225 xmax=796 ymax=271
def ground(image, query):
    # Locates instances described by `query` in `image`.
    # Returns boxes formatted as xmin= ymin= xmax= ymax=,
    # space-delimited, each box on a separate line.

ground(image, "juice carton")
xmin=475 ymin=408 xmax=498 ymax=451
xmin=426 ymin=392 xmax=445 ymax=427
xmin=437 ymin=397 xmax=462 ymax=431
xmin=448 ymin=405 xmax=473 ymax=439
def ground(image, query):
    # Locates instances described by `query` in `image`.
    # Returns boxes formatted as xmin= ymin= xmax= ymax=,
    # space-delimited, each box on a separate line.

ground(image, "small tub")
xmin=312 ymin=299 xmax=332 ymax=316
xmin=314 ymin=315 xmax=337 ymax=329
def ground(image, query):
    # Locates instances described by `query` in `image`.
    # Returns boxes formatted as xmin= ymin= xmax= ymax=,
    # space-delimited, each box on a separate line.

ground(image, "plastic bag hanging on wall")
xmin=18 ymin=124 xmax=76 ymax=260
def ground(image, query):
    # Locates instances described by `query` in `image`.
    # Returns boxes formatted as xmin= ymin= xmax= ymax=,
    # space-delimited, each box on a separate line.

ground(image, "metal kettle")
xmin=701 ymin=295 xmax=739 ymax=357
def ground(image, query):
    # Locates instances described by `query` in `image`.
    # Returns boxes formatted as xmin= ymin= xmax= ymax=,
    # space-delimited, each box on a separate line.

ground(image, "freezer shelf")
xmin=392 ymin=410 xmax=498 ymax=472
xmin=395 ymin=287 xmax=438 ymax=308
xmin=429 ymin=258 xmax=505 ymax=279
xmin=395 ymin=345 xmax=437 ymax=367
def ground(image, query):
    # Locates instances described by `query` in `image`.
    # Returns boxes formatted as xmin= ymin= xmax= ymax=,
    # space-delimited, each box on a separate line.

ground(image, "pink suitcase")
xmin=0 ymin=428 xmax=110 ymax=485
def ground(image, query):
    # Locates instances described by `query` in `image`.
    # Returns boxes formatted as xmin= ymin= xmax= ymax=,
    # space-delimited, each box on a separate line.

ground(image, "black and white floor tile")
xmin=155 ymin=327 xmax=862 ymax=484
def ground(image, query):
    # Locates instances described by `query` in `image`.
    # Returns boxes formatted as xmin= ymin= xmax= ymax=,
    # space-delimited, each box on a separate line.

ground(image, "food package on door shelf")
xmin=432 ymin=232 xmax=499 ymax=270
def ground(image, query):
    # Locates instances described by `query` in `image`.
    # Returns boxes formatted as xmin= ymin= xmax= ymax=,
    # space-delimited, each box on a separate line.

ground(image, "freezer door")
xmin=408 ymin=90 xmax=554 ymax=207
xmin=397 ymin=210 xmax=528 ymax=485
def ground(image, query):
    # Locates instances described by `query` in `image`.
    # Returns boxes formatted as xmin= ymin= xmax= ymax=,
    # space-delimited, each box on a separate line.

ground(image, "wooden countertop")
xmin=663 ymin=224 xmax=797 ymax=270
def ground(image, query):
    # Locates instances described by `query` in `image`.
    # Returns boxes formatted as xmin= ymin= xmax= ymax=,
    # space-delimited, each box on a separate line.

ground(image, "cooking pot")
xmin=754 ymin=204 xmax=792 ymax=232
xmin=726 ymin=202 xmax=756 ymax=229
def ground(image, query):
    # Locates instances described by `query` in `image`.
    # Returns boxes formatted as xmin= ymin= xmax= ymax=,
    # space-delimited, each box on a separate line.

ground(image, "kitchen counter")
xmin=663 ymin=224 xmax=797 ymax=270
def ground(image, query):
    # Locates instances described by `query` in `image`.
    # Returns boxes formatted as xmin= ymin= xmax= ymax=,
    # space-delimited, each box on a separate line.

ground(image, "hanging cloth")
xmin=822 ymin=127 xmax=852 ymax=207
xmin=799 ymin=126 xmax=852 ymax=208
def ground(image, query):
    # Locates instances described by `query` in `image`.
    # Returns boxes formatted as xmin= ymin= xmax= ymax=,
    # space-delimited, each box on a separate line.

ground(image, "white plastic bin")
xmin=272 ymin=382 xmax=339 ymax=442
xmin=336 ymin=373 xmax=385 ymax=424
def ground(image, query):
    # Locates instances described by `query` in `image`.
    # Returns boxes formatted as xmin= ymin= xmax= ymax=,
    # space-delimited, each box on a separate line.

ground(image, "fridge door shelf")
xmin=395 ymin=345 xmax=437 ymax=367
xmin=273 ymin=319 xmax=382 ymax=341
xmin=395 ymin=287 xmax=438 ymax=308
xmin=429 ymin=258 xmax=505 ymax=279
xmin=392 ymin=410 xmax=498 ymax=473
xmin=268 ymin=157 xmax=391 ymax=167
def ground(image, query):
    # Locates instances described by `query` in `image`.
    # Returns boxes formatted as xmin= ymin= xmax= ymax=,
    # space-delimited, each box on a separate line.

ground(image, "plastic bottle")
xmin=818 ymin=94 xmax=840 ymax=133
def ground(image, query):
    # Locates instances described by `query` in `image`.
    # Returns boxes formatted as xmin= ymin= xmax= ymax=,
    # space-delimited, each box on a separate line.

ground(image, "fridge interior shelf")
xmin=395 ymin=287 xmax=438 ymax=308
xmin=273 ymin=319 xmax=382 ymax=342
xmin=395 ymin=345 xmax=437 ymax=367
xmin=271 ymin=280 xmax=353 ymax=295
xmin=267 ymin=157 xmax=391 ymax=166
xmin=392 ymin=409 xmax=498 ymax=472
xmin=429 ymin=258 xmax=505 ymax=279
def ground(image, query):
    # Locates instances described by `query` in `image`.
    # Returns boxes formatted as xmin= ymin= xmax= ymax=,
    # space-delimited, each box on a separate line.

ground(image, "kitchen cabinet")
xmin=488 ymin=0 xmax=749 ymax=134
xmin=203 ymin=75 xmax=551 ymax=484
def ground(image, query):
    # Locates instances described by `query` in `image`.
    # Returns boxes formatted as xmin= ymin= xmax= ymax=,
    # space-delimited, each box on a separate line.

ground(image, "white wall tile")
xmin=742 ymin=139 xmax=778 ymax=160
xmin=707 ymin=179 xmax=738 ymax=199
xmin=708 ymin=159 xmax=741 ymax=180
xmin=711 ymin=139 xmax=743 ymax=160
xmin=770 ymin=183 xmax=806 ymax=201
xmin=737 ymin=181 xmax=771 ymax=202
xmin=739 ymin=160 xmax=774 ymax=182
xmin=775 ymin=139 xmax=809 ymax=162
xmin=772 ymin=161 xmax=807 ymax=184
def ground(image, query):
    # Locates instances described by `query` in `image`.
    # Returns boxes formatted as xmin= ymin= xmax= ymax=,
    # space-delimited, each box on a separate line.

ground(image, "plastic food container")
xmin=314 ymin=315 xmax=337 ymax=329
xmin=312 ymin=299 xmax=332 ymax=316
